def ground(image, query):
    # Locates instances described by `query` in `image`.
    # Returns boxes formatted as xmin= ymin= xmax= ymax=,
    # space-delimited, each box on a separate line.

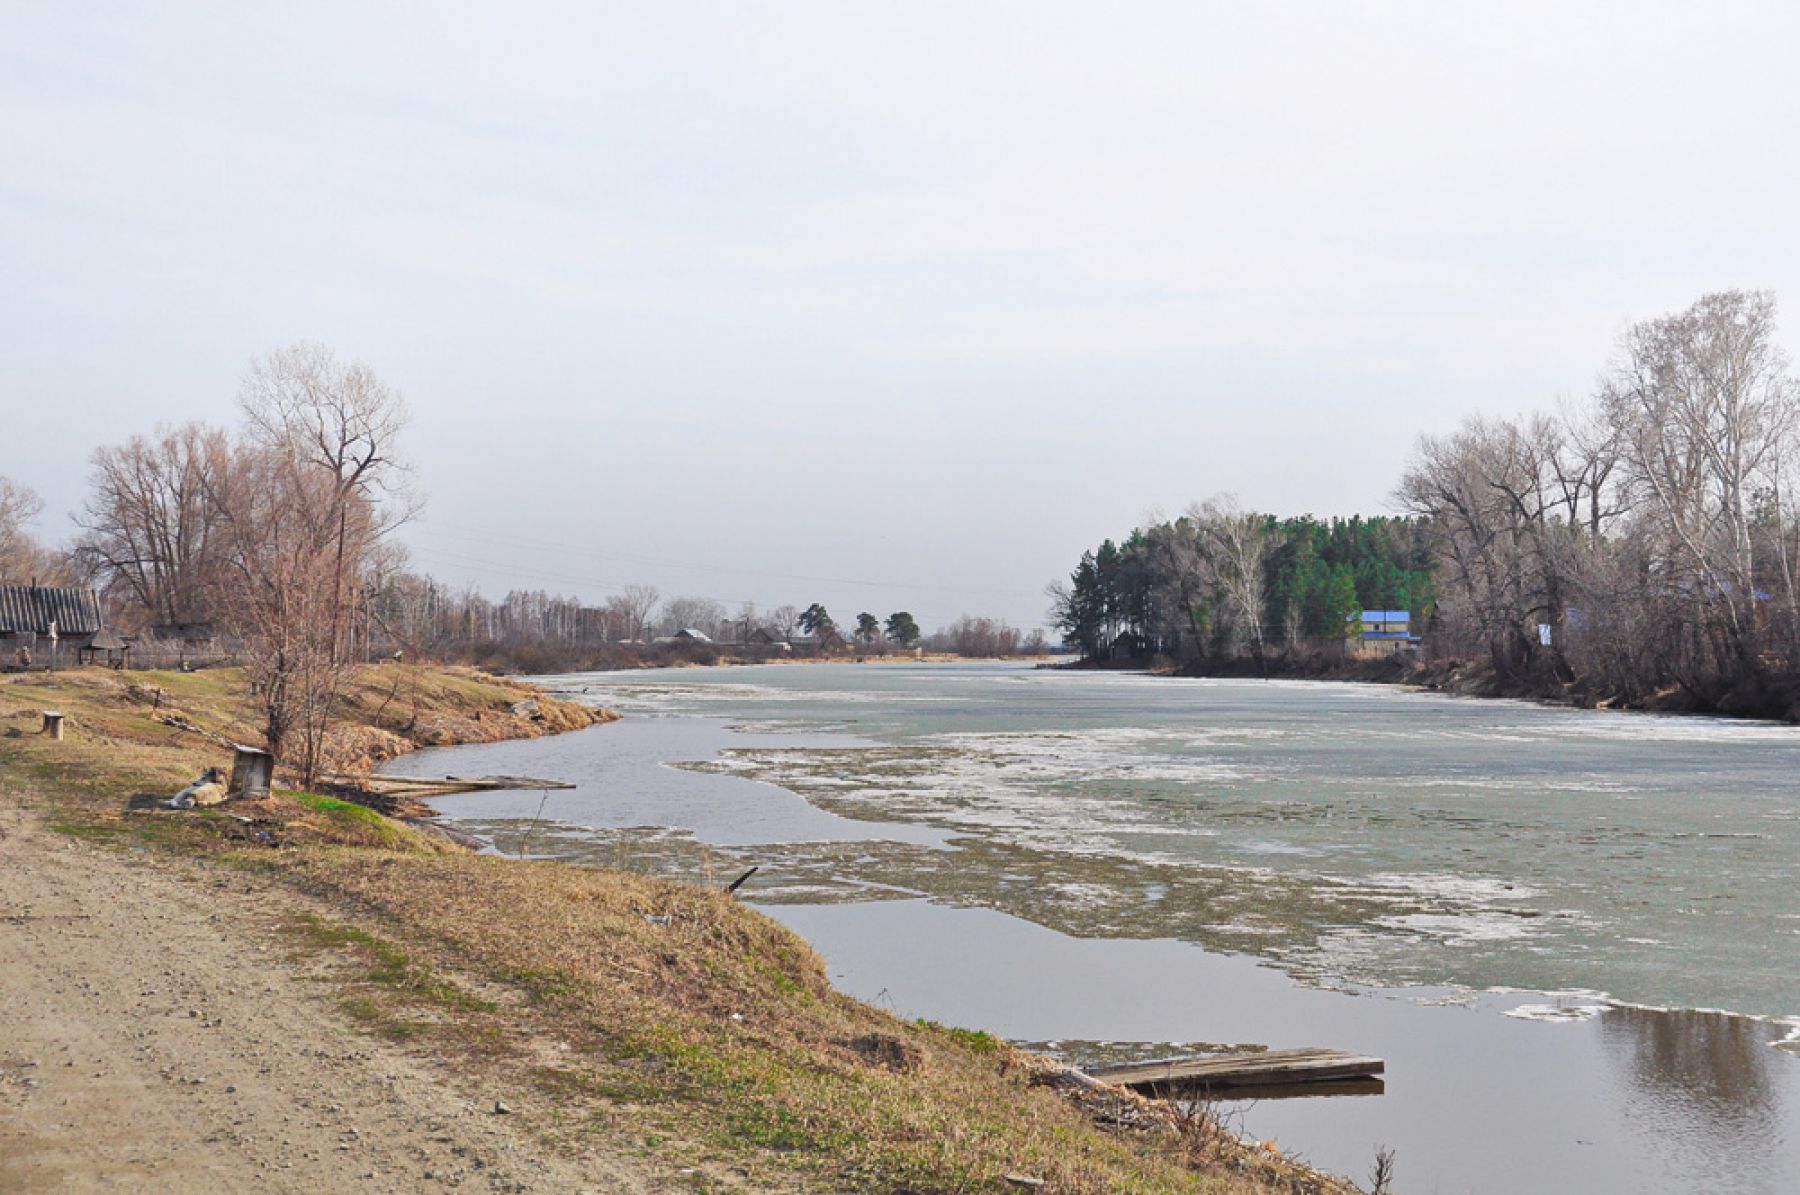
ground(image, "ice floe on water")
xmin=1502 ymin=1000 xmax=1615 ymax=1023
xmin=1361 ymin=873 xmax=1541 ymax=903
xmin=1377 ymin=911 xmax=1540 ymax=945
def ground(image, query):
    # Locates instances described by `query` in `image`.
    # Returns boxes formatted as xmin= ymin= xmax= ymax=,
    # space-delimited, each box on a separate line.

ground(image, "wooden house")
xmin=0 ymin=584 xmax=108 ymax=668
xmin=740 ymin=627 xmax=793 ymax=653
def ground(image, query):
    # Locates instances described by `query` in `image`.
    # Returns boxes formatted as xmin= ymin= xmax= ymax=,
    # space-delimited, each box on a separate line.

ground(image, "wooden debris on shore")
xmin=1015 ymin=1049 xmax=1364 ymax=1193
xmin=1086 ymin=1047 xmax=1384 ymax=1093
xmin=351 ymin=773 xmax=574 ymax=795
xmin=317 ymin=773 xmax=575 ymax=820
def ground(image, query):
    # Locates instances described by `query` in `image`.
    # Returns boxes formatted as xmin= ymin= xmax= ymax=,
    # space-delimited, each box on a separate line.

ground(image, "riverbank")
xmin=0 ymin=665 xmax=1354 ymax=1194
xmin=1071 ymin=649 xmax=1800 ymax=723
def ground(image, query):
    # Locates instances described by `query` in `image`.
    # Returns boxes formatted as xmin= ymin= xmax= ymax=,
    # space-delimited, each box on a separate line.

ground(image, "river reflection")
xmin=1600 ymin=1006 xmax=1793 ymax=1188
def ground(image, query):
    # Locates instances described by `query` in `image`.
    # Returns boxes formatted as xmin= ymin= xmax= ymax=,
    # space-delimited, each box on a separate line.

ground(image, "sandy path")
xmin=0 ymin=800 xmax=651 ymax=1194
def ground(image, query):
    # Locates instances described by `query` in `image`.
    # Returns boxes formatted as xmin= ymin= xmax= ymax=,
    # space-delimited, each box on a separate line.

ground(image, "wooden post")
xmin=40 ymin=711 xmax=65 ymax=740
xmin=230 ymin=745 xmax=275 ymax=798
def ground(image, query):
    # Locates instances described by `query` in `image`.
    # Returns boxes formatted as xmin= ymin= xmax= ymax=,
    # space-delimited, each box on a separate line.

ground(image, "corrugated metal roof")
xmin=1355 ymin=610 xmax=1411 ymax=622
xmin=0 ymin=585 xmax=103 ymax=635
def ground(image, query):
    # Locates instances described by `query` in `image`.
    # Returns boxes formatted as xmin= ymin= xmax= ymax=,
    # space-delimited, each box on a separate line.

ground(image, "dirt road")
xmin=0 ymin=799 xmax=651 ymax=1194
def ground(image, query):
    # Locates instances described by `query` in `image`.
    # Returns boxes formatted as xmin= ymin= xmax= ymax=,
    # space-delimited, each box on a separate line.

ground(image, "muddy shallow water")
xmin=385 ymin=662 xmax=1800 ymax=1193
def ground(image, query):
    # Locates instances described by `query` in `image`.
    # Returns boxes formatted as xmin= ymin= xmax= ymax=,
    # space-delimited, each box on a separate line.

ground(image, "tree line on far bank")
xmin=376 ymin=588 xmax=1042 ymax=674
xmin=1050 ymin=507 xmax=1433 ymax=664
xmin=1055 ymin=290 xmax=1800 ymax=717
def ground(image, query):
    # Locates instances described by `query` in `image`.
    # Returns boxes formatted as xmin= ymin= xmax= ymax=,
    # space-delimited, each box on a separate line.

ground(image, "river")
xmin=383 ymin=662 xmax=1800 ymax=1193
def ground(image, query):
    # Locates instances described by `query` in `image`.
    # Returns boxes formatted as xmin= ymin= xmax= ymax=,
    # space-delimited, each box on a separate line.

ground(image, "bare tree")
xmin=211 ymin=345 xmax=415 ymax=784
xmin=0 ymin=477 xmax=43 ymax=577
xmin=1191 ymin=495 xmax=1286 ymax=672
xmin=0 ymin=478 xmax=75 ymax=585
xmin=608 ymin=584 xmax=660 ymax=643
xmin=659 ymin=595 xmax=726 ymax=638
xmin=211 ymin=443 xmax=366 ymax=782
xmin=75 ymin=423 xmax=232 ymax=629
xmin=1396 ymin=419 xmax=1541 ymax=676
xmin=1602 ymin=290 xmax=1800 ymax=671
xmin=239 ymin=342 xmax=416 ymax=667
xmin=936 ymin=615 xmax=1022 ymax=657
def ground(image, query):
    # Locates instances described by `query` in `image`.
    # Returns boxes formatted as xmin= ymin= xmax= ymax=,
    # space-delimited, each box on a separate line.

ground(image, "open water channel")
xmin=383 ymin=662 xmax=1800 ymax=1193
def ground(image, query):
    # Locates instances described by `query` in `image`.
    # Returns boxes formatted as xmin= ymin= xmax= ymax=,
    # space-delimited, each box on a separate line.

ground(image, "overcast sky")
xmin=6 ymin=2 xmax=1800 ymax=629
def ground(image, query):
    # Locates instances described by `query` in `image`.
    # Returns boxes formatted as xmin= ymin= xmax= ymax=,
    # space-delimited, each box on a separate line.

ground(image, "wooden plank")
xmin=323 ymin=773 xmax=576 ymax=797
xmin=1086 ymin=1048 xmax=1383 ymax=1090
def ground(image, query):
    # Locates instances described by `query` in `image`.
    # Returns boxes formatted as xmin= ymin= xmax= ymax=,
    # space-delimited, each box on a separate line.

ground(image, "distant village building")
xmin=796 ymin=626 xmax=848 ymax=654
xmin=672 ymin=628 xmax=713 ymax=643
xmin=1353 ymin=610 xmax=1414 ymax=640
xmin=743 ymin=626 xmax=793 ymax=652
xmin=1348 ymin=609 xmax=1419 ymax=658
xmin=0 ymin=584 xmax=109 ymax=668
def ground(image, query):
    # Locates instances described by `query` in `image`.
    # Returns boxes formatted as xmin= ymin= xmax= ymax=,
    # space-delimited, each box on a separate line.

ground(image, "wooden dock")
xmin=316 ymin=773 xmax=576 ymax=820
xmin=1085 ymin=1048 xmax=1384 ymax=1092
xmin=327 ymin=774 xmax=576 ymax=799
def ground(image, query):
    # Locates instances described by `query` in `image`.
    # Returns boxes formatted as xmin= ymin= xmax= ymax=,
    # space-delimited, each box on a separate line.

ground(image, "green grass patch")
xmin=915 ymin=1018 xmax=1004 ymax=1055
xmin=291 ymin=790 xmax=444 ymax=851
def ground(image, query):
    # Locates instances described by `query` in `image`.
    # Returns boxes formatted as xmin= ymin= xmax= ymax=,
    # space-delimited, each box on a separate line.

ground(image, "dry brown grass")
xmin=1 ymin=664 xmax=1354 ymax=1195
xmin=276 ymin=847 xmax=1319 ymax=1194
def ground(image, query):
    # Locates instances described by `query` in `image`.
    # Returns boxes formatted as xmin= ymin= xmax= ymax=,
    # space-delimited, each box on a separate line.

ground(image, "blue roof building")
xmin=1352 ymin=610 xmax=1418 ymax=642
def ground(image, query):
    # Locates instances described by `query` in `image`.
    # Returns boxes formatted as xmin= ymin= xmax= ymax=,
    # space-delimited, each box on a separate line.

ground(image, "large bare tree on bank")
xmin=1400 ymin=290 xmax=1800 ymax=707
xmin=217 ymin=344 xmax=415 ymax=783
xmin=239 ymin=342 xmax=417 ymax=668
xmin=75 ymin=423 xmax=234 ymax=629
xmin=1602 ymin=290 xmax=1800 ymax=672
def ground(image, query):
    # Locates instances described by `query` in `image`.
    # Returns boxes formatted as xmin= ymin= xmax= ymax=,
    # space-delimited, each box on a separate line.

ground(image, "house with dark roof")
xmin=0 ymin=583 xmax=108 ymax=668
xmin=793 ymin=627 xmax=849 ymax=655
